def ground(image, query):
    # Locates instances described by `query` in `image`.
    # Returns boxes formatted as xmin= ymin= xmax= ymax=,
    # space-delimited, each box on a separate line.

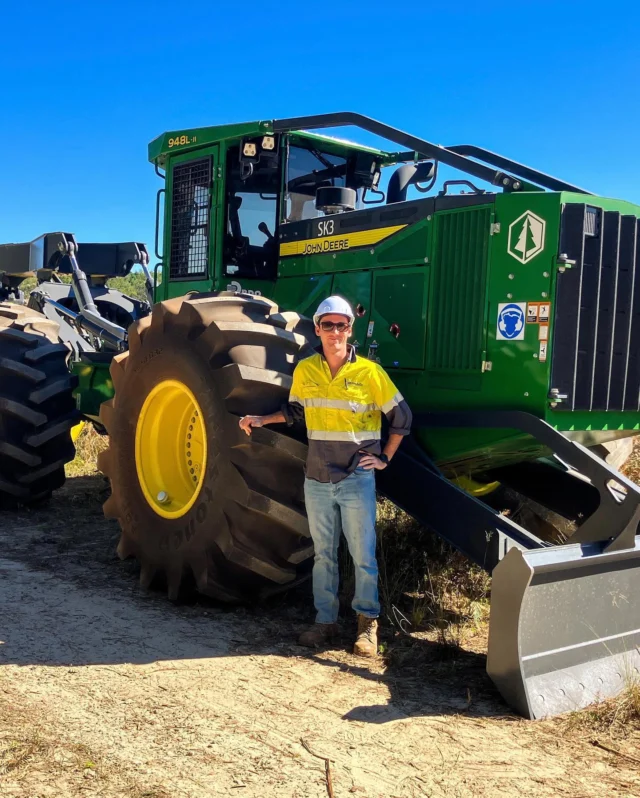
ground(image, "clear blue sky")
xmin=2 ymin=1 xmax=639 ymax=254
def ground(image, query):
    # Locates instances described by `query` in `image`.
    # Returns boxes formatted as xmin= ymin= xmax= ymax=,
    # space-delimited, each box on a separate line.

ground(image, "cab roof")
xmin=148 ymin=120 xmax=392 ymax=168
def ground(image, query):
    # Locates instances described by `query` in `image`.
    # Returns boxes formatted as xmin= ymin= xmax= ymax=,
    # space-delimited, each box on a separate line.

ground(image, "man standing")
xmin=239 ymin=296 xmax=412 ymax=657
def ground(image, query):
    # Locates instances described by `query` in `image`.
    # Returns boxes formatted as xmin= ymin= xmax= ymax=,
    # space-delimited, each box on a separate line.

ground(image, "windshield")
xmin=285 ymin=145 xmax=349 ymax=222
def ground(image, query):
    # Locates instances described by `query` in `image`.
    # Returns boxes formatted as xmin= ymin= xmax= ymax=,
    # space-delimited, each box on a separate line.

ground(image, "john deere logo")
xmin=508 ymin=211 xmax=546 ymax=264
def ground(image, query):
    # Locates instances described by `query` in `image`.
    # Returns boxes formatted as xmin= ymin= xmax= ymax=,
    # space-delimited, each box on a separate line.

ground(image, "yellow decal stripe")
xmin=279 ymin=224 xmax=407 ymax=257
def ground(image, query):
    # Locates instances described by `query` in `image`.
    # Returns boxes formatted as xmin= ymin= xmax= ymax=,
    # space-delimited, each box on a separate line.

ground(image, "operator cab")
xmin=153 ymin=111 xmax=586 ymax=303
xmin=223 ymin=134 xmax=385 ymax=282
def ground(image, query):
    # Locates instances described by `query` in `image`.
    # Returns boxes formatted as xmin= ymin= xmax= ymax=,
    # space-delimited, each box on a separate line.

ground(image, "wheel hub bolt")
xmin=157 ymin=491 xmax=170 ymax=504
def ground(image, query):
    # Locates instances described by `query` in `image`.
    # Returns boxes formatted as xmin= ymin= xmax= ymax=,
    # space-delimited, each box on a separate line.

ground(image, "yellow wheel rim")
xmin=135 ymin=379 xmax=207 ymax=519
xmin=71 ymin=421 xmax=85 ymax=443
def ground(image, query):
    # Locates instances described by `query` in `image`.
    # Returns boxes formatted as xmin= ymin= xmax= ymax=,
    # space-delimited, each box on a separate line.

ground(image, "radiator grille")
xmin=428 ymin=206 xmax=491 ymax=371
xmin=169 ymin=158 xmax=212 ymax=280
xmin=551 ymin=204 xmax=640 ymax=411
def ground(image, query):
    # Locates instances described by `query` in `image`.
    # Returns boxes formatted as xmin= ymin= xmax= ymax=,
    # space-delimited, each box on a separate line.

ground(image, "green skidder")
xmin=5 ymin=113 xmax=640 ymax=719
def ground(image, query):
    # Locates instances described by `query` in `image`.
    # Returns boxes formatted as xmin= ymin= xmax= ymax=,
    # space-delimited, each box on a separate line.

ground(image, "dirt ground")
xmin=1 ymin=474 xmax=639 ymax=798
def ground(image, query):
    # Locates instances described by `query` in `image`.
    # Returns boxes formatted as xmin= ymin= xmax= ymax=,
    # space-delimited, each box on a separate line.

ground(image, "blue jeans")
xmin=303 ymin=468 xmax=380 ymax=624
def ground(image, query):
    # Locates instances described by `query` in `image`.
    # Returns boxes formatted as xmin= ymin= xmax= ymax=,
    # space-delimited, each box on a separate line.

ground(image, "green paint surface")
xmin=73 ymin=360 xmax=113 ymax=424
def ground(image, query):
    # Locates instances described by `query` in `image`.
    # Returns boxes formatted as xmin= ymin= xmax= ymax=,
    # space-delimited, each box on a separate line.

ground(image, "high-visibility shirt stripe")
xmin=293 ymin=396 xmax=378 ymax=413
xmin=307 ymin=429 xmax=382 ymax=442
xmin=381 ymin=392 xmax=404 ymax=415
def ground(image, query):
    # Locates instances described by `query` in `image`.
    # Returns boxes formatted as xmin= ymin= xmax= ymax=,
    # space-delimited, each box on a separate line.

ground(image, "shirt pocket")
xmin=339 ymin=389 xmax=379 ymax=433
xmin=300 ymin=381 xmax=324 ymax=402
xmin=338 ymin=380 xmax=370 ymax=408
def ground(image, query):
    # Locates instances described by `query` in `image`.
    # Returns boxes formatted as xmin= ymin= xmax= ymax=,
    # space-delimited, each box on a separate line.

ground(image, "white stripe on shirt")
xmin=307 ymin=429 xmax=381 ymax=442
xmin=298 ymin=397 xmax=377 ymax=413
xmin=381 ymin=392 xmax=404 ymax=415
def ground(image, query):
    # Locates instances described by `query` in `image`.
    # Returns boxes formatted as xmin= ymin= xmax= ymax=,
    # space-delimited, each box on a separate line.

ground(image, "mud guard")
xmin=488 ymin=538 xmax=640 ymax=719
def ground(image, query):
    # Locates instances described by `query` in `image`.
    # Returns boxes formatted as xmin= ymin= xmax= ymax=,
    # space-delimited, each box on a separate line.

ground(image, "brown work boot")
xmin=298 ymin=623 xmax=339 ymax=648
xmin=354 ymin=615 xmax=378 ymax=658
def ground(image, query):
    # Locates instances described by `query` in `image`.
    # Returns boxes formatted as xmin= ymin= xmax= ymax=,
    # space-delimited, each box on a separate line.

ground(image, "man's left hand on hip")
xmin=358 ymin=453 xmax=388 ymax=470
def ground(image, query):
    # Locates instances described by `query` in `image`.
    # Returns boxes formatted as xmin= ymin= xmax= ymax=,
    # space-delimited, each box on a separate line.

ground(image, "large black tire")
xmin=98 ymin=293 xmax=317 ymax=601
xmin=0 ymin=303 xmax=78 ymax=506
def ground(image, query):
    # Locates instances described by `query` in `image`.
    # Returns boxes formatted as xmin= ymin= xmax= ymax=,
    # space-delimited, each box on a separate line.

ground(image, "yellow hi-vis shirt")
xmin=282 ymin=345 xmax=412 ymax=483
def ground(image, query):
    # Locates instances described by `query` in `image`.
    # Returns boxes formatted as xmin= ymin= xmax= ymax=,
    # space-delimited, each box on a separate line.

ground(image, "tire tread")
xmin=100 ymin=292 xmax=314 ymax=601
xmin=0 ymin=305 xmax=77 ymax=506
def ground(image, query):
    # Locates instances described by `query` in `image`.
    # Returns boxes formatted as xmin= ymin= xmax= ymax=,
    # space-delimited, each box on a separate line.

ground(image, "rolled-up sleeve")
xmin=282 ymin=399 xmax=305 ymax=426
xmin=373 ymin=365 xmax=412 ymax=436
xmin=385 ymin=398 xmax=412 ymax=436
xmin=281 ymin=362 xmax=306 ymax=427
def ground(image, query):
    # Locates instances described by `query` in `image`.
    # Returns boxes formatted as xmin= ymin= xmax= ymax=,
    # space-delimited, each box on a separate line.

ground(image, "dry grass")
xmin=337 ymin=498 xmax=490 ymax=655
xmin=0 ymin=732 xmax=50 ymax=775
xmin=559 ymin=680 xmax=640 ymax=741
xmin=622 ymin=439 xmax=640 ymax=483
xmin=65 ymin=423 xmax=109 ymax=478
xmin=376 ymin=499 xmax=490 ymax=643
xmin=0 ymin=708 xmax=104 ymax=785
xmin=0 ymin=701 xmax=171 ymax=796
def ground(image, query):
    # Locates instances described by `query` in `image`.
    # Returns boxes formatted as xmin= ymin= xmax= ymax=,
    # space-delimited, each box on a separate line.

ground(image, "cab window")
xmin=224 ymin=146 xmax=279 ymax=279
xmin=285 ymin=146 xmax=348 ymax=222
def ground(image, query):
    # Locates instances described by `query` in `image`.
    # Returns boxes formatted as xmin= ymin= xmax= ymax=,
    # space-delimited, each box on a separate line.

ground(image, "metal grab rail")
xmin=273 ymin=112 xmax=591 ymax=194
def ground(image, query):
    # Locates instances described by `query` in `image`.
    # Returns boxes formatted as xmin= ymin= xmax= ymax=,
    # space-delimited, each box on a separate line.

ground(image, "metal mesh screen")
xmin=169 ymin=158 xmax=212 ymax=279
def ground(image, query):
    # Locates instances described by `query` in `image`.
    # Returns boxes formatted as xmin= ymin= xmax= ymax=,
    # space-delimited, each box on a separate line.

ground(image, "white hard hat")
xmin=313 ymin=296 xmax=355 ymax=326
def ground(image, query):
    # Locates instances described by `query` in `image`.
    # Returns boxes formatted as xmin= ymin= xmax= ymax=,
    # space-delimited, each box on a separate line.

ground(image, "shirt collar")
xmin=314 ymin=343 xmax=357 ymax=363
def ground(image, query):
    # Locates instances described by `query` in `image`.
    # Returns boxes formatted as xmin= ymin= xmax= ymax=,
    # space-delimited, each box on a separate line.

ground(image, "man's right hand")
xmin=239 ymin=415 xmax=264 ymax=436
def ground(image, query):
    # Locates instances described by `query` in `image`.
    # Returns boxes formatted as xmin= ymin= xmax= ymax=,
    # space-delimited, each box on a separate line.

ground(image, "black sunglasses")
xmin=319 ymin=320 xmax=351 ymax=332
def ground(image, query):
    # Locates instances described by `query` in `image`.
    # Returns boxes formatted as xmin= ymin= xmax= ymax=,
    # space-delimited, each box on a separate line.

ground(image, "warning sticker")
xmin=367 ymin=321 xmax=375 ymax=338
xmin=526 ymin=301 xmax=551 ymax=323
xmin=539 ymin=324 xmax=548 ymax=341
xmin=539 ymin=342 xmax=547 ymax=362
